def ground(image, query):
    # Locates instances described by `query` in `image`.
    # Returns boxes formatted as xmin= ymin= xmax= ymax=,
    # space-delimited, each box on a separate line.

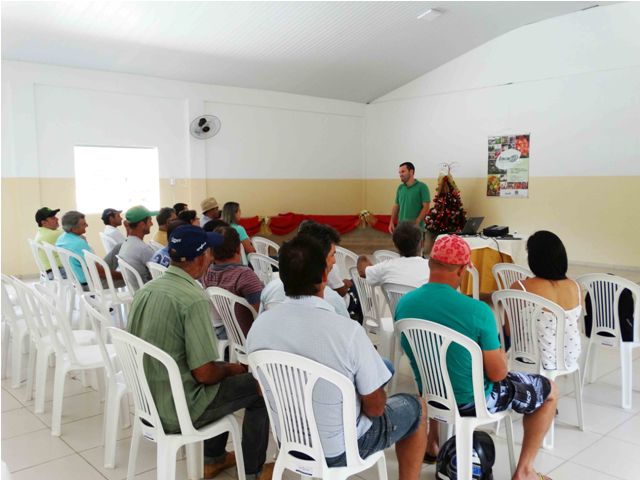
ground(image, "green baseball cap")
xmin=125 ymin=205 xmax=159 ymax=223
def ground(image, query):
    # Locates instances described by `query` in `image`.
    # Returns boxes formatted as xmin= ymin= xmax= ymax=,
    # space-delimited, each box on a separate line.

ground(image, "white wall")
xmin=365 ymin=2 xmax=640 ymax=179
xmin=2 ymin=61 xmax=366 ymax=181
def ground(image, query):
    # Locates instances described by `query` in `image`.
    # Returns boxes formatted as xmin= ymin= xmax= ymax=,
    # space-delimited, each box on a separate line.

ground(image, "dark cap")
xmin=101 ymin=208 xmax=122 ymax=224
xmin=35 ymin=207 xmax=60 ymax=225
xmin=168 ymin=225 xmax=224 ymax=261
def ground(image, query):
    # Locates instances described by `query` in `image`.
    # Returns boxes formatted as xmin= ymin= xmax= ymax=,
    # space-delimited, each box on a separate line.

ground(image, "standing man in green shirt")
xmin=127 ymin=225 xmax=271 ymax=480
xmin=34 ymin=207 xmax=65 ymax=279
xmin=389 ymin=162 xmax=431 ymax=233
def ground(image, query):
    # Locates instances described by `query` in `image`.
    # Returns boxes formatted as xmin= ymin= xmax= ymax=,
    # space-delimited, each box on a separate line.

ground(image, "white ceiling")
xmin=1 ymin=1 xmax=602 ymax=103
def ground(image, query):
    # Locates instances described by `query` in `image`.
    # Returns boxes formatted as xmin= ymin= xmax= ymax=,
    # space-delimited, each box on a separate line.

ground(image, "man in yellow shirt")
xmin=152 ymin=207 xmax=177 ymax=246
xmin=34 ymin=207 xmax=65 ymax=278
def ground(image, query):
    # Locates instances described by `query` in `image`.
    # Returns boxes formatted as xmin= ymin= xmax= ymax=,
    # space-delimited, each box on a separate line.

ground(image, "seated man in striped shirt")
xmin=203 ymin=226 xmax=264 ymax=337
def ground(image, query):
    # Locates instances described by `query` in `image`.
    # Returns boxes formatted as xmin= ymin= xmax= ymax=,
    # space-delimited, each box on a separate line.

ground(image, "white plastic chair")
xmin=148 ymin=239 xmax=164 ymax=251
xmin=116 ymin=255 xmax=146 ymax=295
xmin=492 ymin=263 xmax=534 ymax=291
xmin=251 ymin=236 xmax=280 ymax=257
xmin=492 ymin=289 xmax=584 ymax=448
xmin=29 ymin=286 xmax=107 ymax=435
xmin=373 ymin=250 xmax=399 ymax=263
xmin=206 ymin=287 xmax=256 ymax=364
xmin=466 ymin=265 xmax=480 ymax=300
xmin=248 ymin=350 xmax=388 ymax=480
xmin=109 ymin=327 xmax=246 ymax=480
xmin=147 ymin=261 xmax=168 ymax=280
xmin=84 ymin=250 xmax=133 ymax=328
xmin=100 ymin=232 xmax=120 ymax=255
xmin=381 ymin=282 xmax=415 ymax=392
xmin=1 ymin=274 xmax=29 ymax=387
xmin=577 ymin=274 xmax=639 ymax=409
xmin=395 ymin=319 xmax=516 ymax=479
xmin=82 ymin=294 xmax=131 ymax=468
xmin=334 ymin=246 xmax=358 ymax=281
xmin=247 ymin=253 xmax=279 ymax=286
xmin=27 ymin=239 xmax=49 ymax=282
xmin=349 ymin=267 xmax=393 ymax=358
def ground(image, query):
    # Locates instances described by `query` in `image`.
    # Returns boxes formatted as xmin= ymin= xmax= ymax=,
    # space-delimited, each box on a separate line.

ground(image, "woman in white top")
xmin=510 ymin=230 xmax=582 ymax=370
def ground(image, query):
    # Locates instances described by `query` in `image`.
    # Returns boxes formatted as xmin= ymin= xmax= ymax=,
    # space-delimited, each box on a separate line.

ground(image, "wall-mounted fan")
xmin=189 ymin=115 xmax=221 ymax=139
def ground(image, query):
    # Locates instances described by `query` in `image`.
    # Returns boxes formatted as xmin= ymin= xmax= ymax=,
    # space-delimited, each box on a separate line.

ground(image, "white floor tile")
xmin=1 ymin=428 xmax=74 ymax=472
xmin=555 ymin=396 xmax=635 ymax=435
xmin=606 ymin=413 xmax=640 ymax=446
xmin=80 ymin=436 xmax=157 ymax=480
xmin=569 ymin=381 xmax=640 ymax=413
xmin=549 ymin=460 xmax=626 ymax=480
xmin=1 ymin=406 xmax=48 ymax=439
xmin=571 ymin=436 xmax=640 ymax=480
xmin=1 ymin=388 xmax=23 ymax=412
xmin=11 ymin=453 xmax=106 ymax=480
xmin=60 ymin=412 xmax=133 ymax=453
xmin=32 ymin=390 xmax=104 ymax=428
xmin=491 ymin=433 xmax=565 ymax=478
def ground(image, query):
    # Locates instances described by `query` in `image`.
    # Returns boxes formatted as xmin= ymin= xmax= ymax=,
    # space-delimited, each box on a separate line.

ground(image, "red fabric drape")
xmin=268 ymin=212 xmax=361 ymax=235
xmin=371 ymin=214 xmax=392 ymax=234
xmin=237 ymin=216 xmax=261 ymax=237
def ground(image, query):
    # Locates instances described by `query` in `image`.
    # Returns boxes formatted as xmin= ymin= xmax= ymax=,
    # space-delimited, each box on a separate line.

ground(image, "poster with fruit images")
xmin=487 ymin=134 xmax=530 ymax=198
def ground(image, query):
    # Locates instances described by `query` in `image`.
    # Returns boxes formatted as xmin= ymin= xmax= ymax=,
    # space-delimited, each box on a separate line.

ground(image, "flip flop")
xmin=423 ymin=452 xmax=438 ymax=464
xmin=537 ymin=473 xmax=552 ymax=480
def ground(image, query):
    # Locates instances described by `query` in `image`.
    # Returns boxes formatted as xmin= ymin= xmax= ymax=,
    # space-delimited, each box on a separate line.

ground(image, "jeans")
xmin=193 ymin=373 xmax=269 ymax=475
xmin=325 ymin=393 xmax=421 ymax=467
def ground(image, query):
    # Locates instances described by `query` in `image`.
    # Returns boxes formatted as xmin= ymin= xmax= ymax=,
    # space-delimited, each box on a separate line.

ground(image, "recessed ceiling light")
xmin=417 ymin=8 xmax=443 ymax=21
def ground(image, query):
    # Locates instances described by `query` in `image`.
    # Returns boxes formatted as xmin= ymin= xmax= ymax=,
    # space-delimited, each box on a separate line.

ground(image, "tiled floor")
xmin=2 ymin=345 xmax=639 ymax=480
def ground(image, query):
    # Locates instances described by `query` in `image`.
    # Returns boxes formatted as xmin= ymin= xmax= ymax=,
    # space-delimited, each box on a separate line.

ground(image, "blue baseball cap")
xmin=168 ymin=225 xmax=224 ymax=261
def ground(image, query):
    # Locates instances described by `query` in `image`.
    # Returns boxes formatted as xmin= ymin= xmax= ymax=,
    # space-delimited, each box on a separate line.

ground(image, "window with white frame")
xmin=74 ymin=146 xmax=160 ymax=214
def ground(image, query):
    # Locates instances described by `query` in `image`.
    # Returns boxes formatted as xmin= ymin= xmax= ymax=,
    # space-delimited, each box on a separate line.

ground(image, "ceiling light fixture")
xmin=417 ymin=8 xmax=443 ymax=21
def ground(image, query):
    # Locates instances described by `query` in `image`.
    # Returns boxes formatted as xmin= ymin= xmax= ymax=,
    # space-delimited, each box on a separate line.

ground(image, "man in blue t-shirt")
xmin=396 ymin=235 xmax=558 ymax=480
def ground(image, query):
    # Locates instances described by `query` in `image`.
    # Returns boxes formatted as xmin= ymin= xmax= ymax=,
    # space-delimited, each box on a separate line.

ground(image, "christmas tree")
xmin=425 ymin=166 xmax=467 ymax=235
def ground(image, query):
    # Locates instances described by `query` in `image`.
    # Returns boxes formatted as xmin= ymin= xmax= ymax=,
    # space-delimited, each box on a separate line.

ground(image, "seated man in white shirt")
xmin=259 ymin=229 xmax=350 ymax=317
xmin=357 ymin=221 xmax=430 ymax=288
xmin=101 ymin=208 xmax=126 ymax=248
xmin=247 ymin=235 xmax=427 ymax=479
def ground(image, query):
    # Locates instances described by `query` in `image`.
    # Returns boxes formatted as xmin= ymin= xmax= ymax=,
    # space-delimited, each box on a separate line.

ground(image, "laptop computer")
xmin=460 ymin=216 xmax=484 ymax=235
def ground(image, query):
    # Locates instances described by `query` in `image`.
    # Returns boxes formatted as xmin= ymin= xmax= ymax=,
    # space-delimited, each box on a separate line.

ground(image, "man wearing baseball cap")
xmin=34 ymin=207 xmax=65 ymax=278
xmin=395 ymin=235 xmax=557 ymax=479
xmin=101 ymin=208 xmax=125 ymax=250
xmin=118 ymin=206 xmax=159 ymax=283
xmin=200 ymin=196 xmax=220 ymax=229
xmin=127 ymin=225 xmax=271 ymax=480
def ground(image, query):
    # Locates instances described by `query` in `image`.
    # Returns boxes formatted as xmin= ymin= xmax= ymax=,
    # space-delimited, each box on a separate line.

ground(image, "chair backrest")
xmin=248 ymin=350 xmax=366 ymax=477
xmin=148 ymin=239 xmax=164 ymax=251
xmin=56 ymin=246 xmax=94 ymax=292
xmin=84 ymin=250 xmax=117 ymax=295
xmin=82 ymin=294 xmax=119 ymax=380
xmin=206 ymin=287 xmax=256 ymax=362
xmin=492 ymin=263 xmax=534 ymax=290
xmin=349 ymin=266 xmax=379 ymax=324
xmin=116 ymin=255 xmax=145 ymax=295
xmin=334 ymin=246 xmax=358 ymax=280
xmin=108 ymin=327 xmax=198 ymax=440
xmin=10 ymin=278 xmax=48 ymax=343
xmin=99 ymin=232 xmax=119 ymax=255
xmin=373 ymin=250 xmax=399 ymax=263
xmin=247 ymin=253 xmax=279 ymax=286
xmin=27 ymin=239 xmax=49 ymax=281
xmin=395 ymin=319 xmax=496 ymax=424
xmin=492 ymin=289 xmax=568 ymax=371
xmin=40 ymin=242 xmax=65 ymax=283
xmin=577 ymin=273 xmax=640 ymax=344
xmin=146 ymin=261 xmax=168 ymax=280
xmin=381 ymin=282 xmax=415 ymax=320
xmin=1 ymin=274 xmax=22 ymax=327
xmin=251 ymin=236 xmax=280 ymax=257
xmin=466 ymin=265 xmax=480 ymax=300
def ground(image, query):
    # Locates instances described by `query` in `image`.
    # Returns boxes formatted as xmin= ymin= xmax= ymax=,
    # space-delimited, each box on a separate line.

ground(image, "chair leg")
xmin=1 ymin=322 xmax=9 ymax=379
xmin=156 ymin=442 xmax=179 ymax=480
xmin=621 ymin=343 xmax=633 ymax=410
xmin=103 ymin=382 xmax=121 ymax=468
xmin=185 ymin=442 xmax=203 ymax=480
xmin=51 ymin=361 xmax=68 ymax=436
xmin=587 ymin=343 xmax=598 ymax=384
xmin=126 ymin=420 xmax=142 ymax=480
xmin=227 ymin=416 xmax=246 ymax=480
xmin=542 ymin=418 xmax=555 ymax=450
xmin=376 ymin=452 xmax=388 ymax=480
xmin=10 ymin=330 xmax=24 ymax=388
xmin=34 ymin=348 xmax=52 ymax=413
xmin=24 ymin=342 xmax=37 ymax=403
xmin=573 ymin=370 xmax=585 ymax=431
xmin=455 ymin=422 xmax=475 ymax=480
xmin=504 ymin=415 xmax=517 ymax=477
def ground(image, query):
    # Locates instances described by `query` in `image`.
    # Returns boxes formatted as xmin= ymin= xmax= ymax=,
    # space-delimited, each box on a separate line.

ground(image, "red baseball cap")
xmin=431 ymin=235 xmax=474 ymax=268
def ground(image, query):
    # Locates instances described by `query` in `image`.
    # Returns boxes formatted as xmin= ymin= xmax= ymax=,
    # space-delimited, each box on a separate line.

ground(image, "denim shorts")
xmin=325 ymin=393 xmax=421 ymax=467
xmin=458 ymin=372 xmax=551 ymax=417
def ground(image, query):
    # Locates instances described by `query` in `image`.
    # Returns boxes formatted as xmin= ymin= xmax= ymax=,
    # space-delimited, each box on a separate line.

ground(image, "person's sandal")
xmin=423 ymin=451 xmax=438 ymax=464
xmin=204 ymin=451 xmax=236 ymax=479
